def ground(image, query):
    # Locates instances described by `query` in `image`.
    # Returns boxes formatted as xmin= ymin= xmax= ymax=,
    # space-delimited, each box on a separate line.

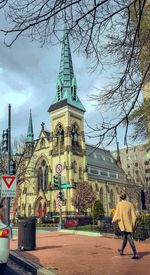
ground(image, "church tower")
xmin=25 ymin=110 xmax=34 ymax=157
xmin=48 ymin=24 xmax=87 ymax=211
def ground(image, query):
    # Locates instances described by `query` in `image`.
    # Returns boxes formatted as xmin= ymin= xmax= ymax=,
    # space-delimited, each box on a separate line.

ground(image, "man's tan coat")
xmin=112 ymin=200 xmax=136 ymax=232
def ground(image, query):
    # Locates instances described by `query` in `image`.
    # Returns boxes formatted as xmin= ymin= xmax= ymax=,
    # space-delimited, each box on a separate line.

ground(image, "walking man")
xmin=112 ymin=194 xmax=139 ymax=259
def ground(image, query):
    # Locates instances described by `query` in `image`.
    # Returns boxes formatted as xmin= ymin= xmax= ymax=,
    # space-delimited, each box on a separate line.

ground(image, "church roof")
xmin=48 ymin=23 xmax=85 ymax=113
xmin=26 ymin=110 xmax=34 ymax=143
xmin=86 ymin=144 xmax=127 ymax=184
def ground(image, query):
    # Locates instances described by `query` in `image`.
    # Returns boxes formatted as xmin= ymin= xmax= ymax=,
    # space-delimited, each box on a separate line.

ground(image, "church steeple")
xmin=48 ymin=23 xmax=85 ymax=113
xmin=58 ymin=22 xmax=74 ymax=94
xmin=26 ymin=110 xmax=34 ymax=143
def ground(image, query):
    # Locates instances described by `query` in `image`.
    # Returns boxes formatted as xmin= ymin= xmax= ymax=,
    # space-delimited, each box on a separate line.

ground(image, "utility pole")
xmin=6 ymin=104 xmax=11 ymax=226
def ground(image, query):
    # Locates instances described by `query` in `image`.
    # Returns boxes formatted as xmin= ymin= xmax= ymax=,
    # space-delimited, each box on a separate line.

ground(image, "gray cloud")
xmin=0 ymin=34 xmax=122 ymax=149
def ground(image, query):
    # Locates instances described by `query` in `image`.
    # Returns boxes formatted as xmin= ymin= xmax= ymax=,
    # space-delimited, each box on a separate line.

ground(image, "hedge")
xmin=113 ymin=213 xmax=150 ymax=241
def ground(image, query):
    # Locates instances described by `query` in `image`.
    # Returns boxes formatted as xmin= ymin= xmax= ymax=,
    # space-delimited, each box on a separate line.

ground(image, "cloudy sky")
xmin=0 ymin=32 xmax=128 ymax=151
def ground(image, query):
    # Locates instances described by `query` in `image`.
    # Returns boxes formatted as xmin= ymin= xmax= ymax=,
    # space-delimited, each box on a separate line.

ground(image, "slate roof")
xmin=86 ymin=144 xmax=127 ymax=184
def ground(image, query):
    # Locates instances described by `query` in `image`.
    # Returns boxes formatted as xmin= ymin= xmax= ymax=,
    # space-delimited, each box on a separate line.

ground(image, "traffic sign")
xmin=56 ymin=163 xmax=62 ymax=174
xmin=1 ymin=175 xmax=17 ymax=197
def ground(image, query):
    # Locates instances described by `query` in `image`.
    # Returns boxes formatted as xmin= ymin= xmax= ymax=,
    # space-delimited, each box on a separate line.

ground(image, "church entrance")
xmin=38 ymin=203 xmax=42 ymax=219
xmin=44 ymin=203 xmax=47 ymax=216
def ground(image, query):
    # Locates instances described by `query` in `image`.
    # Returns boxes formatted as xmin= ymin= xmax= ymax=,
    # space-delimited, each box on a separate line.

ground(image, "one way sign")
xmin=1 ymin=175 xmax=17 ymax=197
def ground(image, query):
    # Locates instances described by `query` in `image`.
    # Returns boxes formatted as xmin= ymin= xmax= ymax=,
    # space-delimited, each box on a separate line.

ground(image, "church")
xmin=15 ymin=26 xmax=135 ymax=220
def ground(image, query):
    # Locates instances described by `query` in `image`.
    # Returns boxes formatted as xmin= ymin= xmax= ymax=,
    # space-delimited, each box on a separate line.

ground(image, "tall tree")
xmin=72 ymin=182 xmax=96 ymax=214
xmin=0 ymin=0 xmax=149 ymax=145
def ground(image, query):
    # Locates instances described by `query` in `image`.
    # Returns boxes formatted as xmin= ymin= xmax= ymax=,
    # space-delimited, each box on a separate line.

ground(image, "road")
xmin=3 ymin=259 xmax=32 ymax=275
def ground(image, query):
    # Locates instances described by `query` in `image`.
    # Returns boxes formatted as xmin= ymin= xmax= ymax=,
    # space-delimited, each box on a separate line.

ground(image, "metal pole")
xmin=58 ymin=134 xmax=62 ymax=230
xmin=6 ymin=104 xmax=11 ymax=226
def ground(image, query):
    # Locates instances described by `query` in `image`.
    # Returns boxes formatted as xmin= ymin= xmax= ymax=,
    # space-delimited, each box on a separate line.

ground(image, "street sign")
xmin=56 ymin=163 xmax=62 ymax=174
xmin=1 ymin=175 xmax=17 ymax=197
xmin=56 ymin=194 xmax=62 ymax=209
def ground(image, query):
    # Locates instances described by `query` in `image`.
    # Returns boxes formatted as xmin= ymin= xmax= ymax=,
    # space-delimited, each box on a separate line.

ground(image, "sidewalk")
xmin=10 ymin=231 xmax=150 ymax=275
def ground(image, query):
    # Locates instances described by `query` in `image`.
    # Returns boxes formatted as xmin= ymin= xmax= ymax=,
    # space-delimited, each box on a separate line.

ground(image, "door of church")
xmin=38 ymin=203 xmax=42 ymax=218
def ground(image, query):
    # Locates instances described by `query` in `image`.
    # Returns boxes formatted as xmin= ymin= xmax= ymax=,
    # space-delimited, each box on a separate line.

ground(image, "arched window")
xmin=43 ymin=166 xmax=49 ymax=190
xmin=71 ymin=123 xmax=79 ymax=146
xmin=40 ymin=138 xmax=45 ymax=148
xmin=73 ymin=161 xmax=77 ymax=173
xmin=55 ymin=124 xmax=64 ymax=146
xmin=28 ymin=205 xmax=31 ymax=216
xmin=100 ymin=187 xmax=104 ymax=206
xmin=37 ymin=167 xmax=43 ymax=191
xmin=109 ymin=190 xmax=115 ymax=209
xmin=53 ymin=200 xmax=56 ymax=212
xmin=79 ymin=166 xmax=83 ymax=179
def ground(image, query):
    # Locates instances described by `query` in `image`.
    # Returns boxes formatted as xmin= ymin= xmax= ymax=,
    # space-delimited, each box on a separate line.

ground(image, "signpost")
xmin=56 ymin=163 xmax=62 ymax=174
xmin=1 ymin=175 xmax=16 ymax=198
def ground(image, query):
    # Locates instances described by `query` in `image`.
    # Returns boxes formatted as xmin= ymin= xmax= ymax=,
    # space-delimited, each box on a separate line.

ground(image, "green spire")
xmin=58 ymin=22 xmax=74 ymax=90
xmin=26 ymin=110 xmax=34 ymax=143
xmin=50 ymin=23 xmax=85 ymax=112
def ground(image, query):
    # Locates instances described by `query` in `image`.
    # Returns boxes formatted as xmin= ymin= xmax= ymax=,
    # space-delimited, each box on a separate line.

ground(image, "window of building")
xmin=37 ymin=167 xmax=43 ymax=191
xmin=55 ymin=124 xmax=64 ymax=146
xmin=28 ymin=205 xmax=31 ymax=216
xmin=79 ymin=166 xmax=83 ymax=179
xmin=135 ymin=170 xmax=139 ymax=175
xmin=100 ymin=187 xmax=103 ymax=206
xmin=135 ymin=162 xmax=138 ymax=167
xmin=71 ymin=123 xmax=79 ymax=146
xmin=109 ymin=172 xmax=117 ymax=179
xmin=40 ymin=138 xmax=45 ymax=148
xmin=43 ymin=166 xmax=49 ymax=190
xmin=72 ymin=161 xmax=77 ymax=173
xmin=127 ymin=164 xmax=130 ymax=168
xmin=145 ymin=169 xmax=150 ymax=173
xmin=91 ymin=169 xmax=99 ymax=175
xmin=100 ymin=170 xmax=108 ymax=177
xmin=109 ymin=190 xmax=115 ymax=209
xmin=145 ymin=160 xmax=149 ymax=165
xmin=95 ymin=183 xmax=99 ymax=192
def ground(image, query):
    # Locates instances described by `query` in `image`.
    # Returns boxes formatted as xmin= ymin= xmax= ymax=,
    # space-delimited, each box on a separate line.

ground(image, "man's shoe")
xmin=118 ymin=249 xmax=123 ymax=255
xmin=132 ymin=254 xmax=139 ymax=259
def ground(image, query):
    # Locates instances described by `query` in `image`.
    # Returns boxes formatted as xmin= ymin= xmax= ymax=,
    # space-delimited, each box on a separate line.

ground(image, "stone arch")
xmin=33 ymin=196 xmax=46 ymax=218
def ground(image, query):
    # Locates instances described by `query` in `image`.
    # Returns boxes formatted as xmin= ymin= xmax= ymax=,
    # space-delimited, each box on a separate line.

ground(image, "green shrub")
xmin=92 ymin=200 xmax=105 ymax=225
xmin=133 ymin=213 xmax=150 ymax=241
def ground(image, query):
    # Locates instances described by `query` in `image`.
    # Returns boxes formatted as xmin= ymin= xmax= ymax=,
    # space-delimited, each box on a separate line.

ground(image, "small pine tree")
xmin=92 ymin=200 xmax=105 ymax=224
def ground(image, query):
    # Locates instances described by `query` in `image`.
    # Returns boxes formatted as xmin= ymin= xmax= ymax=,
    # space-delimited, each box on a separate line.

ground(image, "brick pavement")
xmin=10 ymin=232 xmax=150 ymax=275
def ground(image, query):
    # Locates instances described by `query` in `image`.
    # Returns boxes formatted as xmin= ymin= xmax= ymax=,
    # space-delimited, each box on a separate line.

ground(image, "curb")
xmin=59 ymin=229 xmax=103 ymax=237
xmin=9 ymin=250 xmax=56 ymax=275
